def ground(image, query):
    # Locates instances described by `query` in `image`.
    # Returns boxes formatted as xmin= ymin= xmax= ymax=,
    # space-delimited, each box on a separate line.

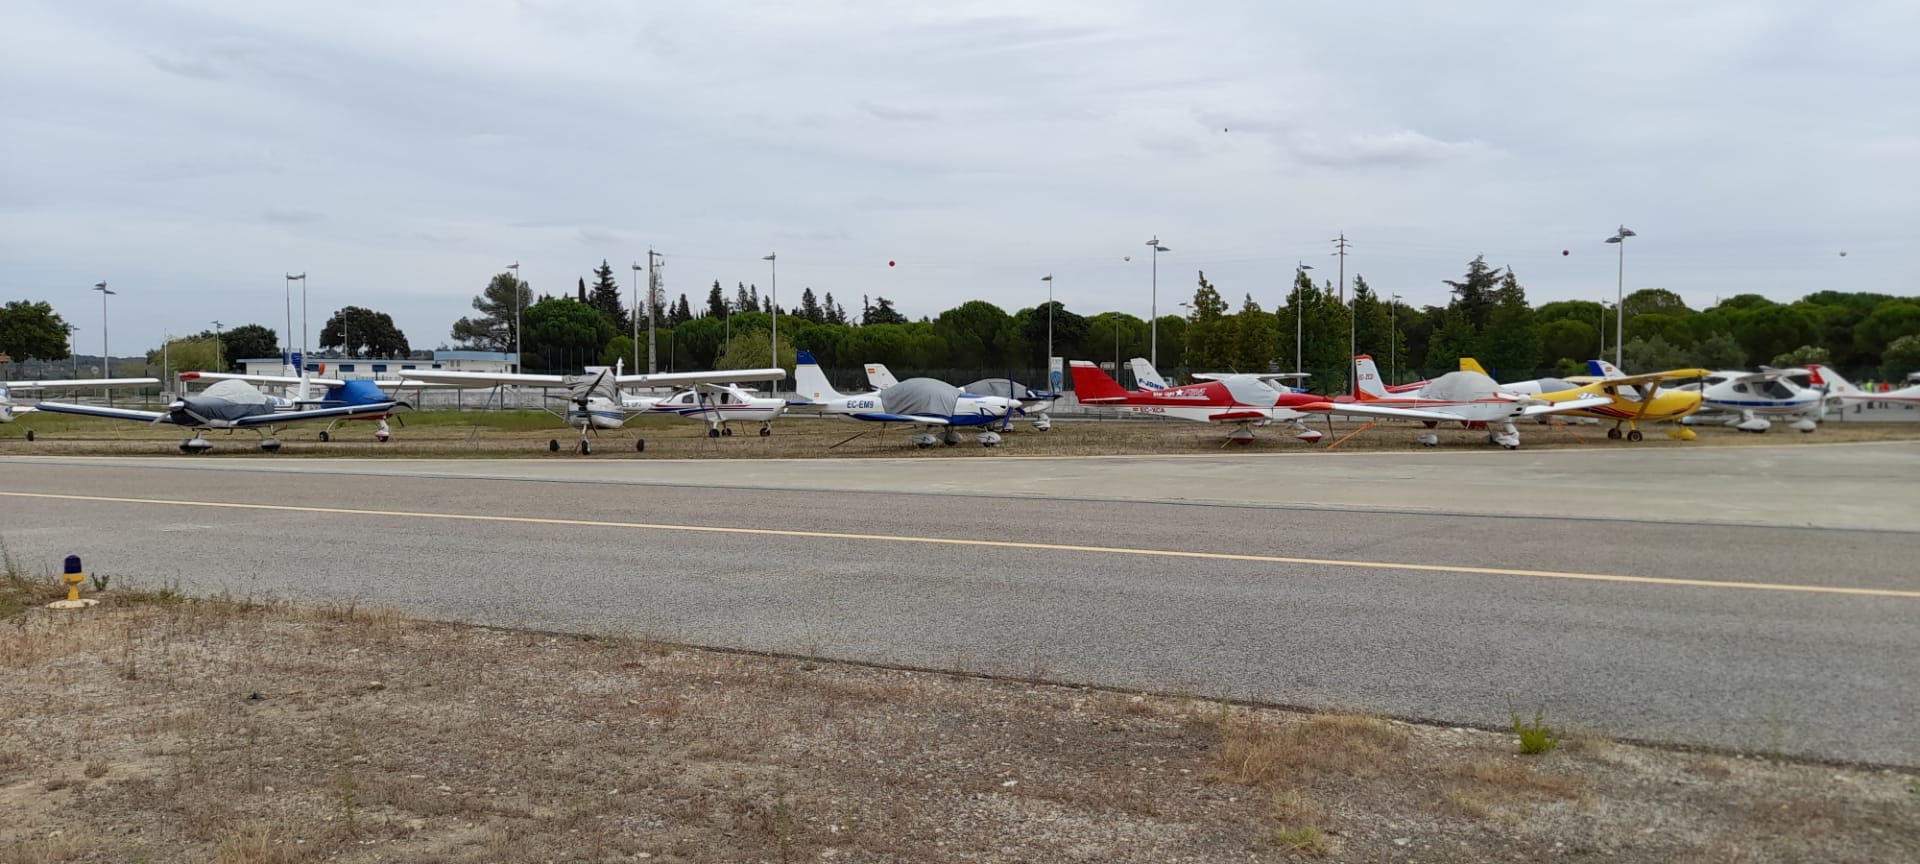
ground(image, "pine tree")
xmin=735 ymin=283 xmax=752 ymax=312
xmin=799 ymin=288 xmax=823 ymax=323
xmin=671 ymin=294 xmax=693 ymax=327
xmin=747 ymin=285 xmax=760 ymax=312
xmin=707 ymin=281 xmax=728 ymax=318
xmin=1232 ymin=294 xmax=1277 ymax=371
xmin=823 ymin=292 xmax=846 ymax=325
xmin=1482 ymin=269 xmax=1540 ymax=378
xmin=1443 ymin=255 xmax=1503 ymax=332
xmin=1182 ymin=271 xmax=1236 ymax=370
xmin=576 ymin=277 xmax=587 ymax=303
xmin=587 ymin=260 xmax=626 ymax=323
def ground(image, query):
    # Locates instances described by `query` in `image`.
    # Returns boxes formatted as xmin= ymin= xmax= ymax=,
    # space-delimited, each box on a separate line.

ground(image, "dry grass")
xmin=1 ymin=595 xmax=1915 ymax=863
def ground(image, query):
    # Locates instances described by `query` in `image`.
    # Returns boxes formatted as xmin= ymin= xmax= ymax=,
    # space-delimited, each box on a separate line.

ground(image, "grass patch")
xmin=1510 ymin=700 xmax=1560 ymax=755
xmin=1215 ymin=711 xmax=1409 ymax=785
xmin=1273 ymin=824 xmax=1334 ymax=856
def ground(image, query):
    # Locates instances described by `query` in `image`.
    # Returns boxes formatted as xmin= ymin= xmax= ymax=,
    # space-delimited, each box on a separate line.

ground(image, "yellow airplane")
xmin=1459 ymin=358 xmax=1709 ymax=441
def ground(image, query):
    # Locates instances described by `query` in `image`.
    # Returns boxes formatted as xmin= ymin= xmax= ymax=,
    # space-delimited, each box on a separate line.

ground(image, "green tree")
xmin=933 ymin=300 xmax=1015 ymax=368
xmin=863 ymin=296 xmax=908 ymax=325
xmin=1770 ymin=345 xmax=1832 ymax=368
xmin=1852 ymin=301 xmax=1920 ymax=356
xmin=1349 ymin=277 xmax=1397 ymax=365
xmin=1230 ymin=294 xmax=1276 ymax=371
xmin=1881 ymin=334 xmax=1920 ymax=380
xmin=587 ymin=260 xmax=626 ymax=323
xmin=219 ymin=324 xmax=280 ymax=367
xmin=320 ymin=306 xmax=410 ymax=358
xmin=1480 ymin=270 xmax=1539 ymax=379
xmin=1442 ymin=256 xmax=1503 ymax=331
xmin=714 ymin=330 xmax=795 ymax=376
xmin=823 ymin=293 xmax=848 ymax=326
xmin=673 ymin=317 xmax=727 ymax=369
xmin=521 ymin=298 xmax=616 ymax=372
xmin=1623 ymin=288 xmax=1692 ymax=318
xmin=1424 ymin=306 xmax=1480 ymax=374
xmin=706 ymin=280 xmax=729 ymax=318
xmin=451 ymin=271 xmax=530 ymax=350
xmin=1623 ymin=336 xmax=1690 ymax=372
xmin=1082 ymin=313 xmax=1149 ymax=384
xmin=1689 ymin=332 xmax=1746 ymax=370
xmin=1022 ymin=302 xmax=1089 ymax=368
xmin=669 ymin=294 xmax=693 ymax=327
xmin=1735 ymin=305 xmax=1817 ymax=366
xmin=0 ymin=300 xmax=71 ymax=361
xmin=799 ymin=288 xmax=823 ymax=323
xmin=146 ymin=336 xmax=219 ymax=378
xmin=1539 ymin=319 xmax=1599 ymax=368
xmin=1181 ymin=271 xmax=1236 ymax=371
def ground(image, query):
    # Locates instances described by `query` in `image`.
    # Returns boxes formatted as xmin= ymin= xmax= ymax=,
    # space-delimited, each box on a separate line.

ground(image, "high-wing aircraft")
xmin=33 ymin=378 xmax=405 ymax=453
xmin=1297 ymin=356 xmax=1611 ymax=449
xmin=861 ymin=363 xmax=1059 ymax=431
xmin=1615 ymin=360 xmax=1829 ymax=434
xmin=1 ymin=378 xmax=159 ymax=430
xmin=398 ymin=362 xmax=786 ymax=453
xmin=1068 ymin=360 xmax=1326 ymax=443
xmin=1457 ymin=358 xmax=1708 ymax=441
xmin=796 ymin=351 xmax=1016 ymax=447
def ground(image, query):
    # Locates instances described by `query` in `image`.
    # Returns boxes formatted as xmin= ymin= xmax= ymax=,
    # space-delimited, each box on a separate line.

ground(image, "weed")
xmin=1509 ymin=699 xmax=1560 ymax=755
xmin=1908 ymin=777 xmax=1918 ymax=801
xmin=1216 ymin=712 xmax=1408 ymax=785
xmin=1267 ymin=788 xmax=1321 ymax=825
xmin=88 ymin=571 xmax=111 ymax=593
xmin=83 ymin=758 xmax=108 ymax=779
xmin=1273 ymin=825 xmax=1333 ymax=856
xmin=1442 ymin=787 xmax=1491 ymax=819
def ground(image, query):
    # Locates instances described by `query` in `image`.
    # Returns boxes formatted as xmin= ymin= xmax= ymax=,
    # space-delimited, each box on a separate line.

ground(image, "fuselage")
xmin=1694 ymin=372 xmax=1824 ymax=416
xmin=638 ymin=388 xmax=786 ymax=424
xmin=822 ymin=392 xmax=1015 ymax=426
xmin=1534 ymin=383 xmax=1702 ymax=423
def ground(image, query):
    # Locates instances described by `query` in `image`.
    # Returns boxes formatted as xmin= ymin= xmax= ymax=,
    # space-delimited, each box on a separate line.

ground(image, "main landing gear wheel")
xmin=1627 ymin=429 xmax=1643 ymax=442
xmin=1606 ymin=428 xmax=1622 ymax=440
xmin=721 ymin=426 xmax=733 ymax=436
xmin=24 ymin=430 xmax=33 ymax=442
xmin=759 ymin=425 xmax=771 ymax=437
xmin=549 ymin=439 xmax=561 ymax=452
xmin=634 ymin=438 xmax=645 ymax=452
xmin=319 ymin=430 xmax=330 ymax=442
xmin=708 ymin=428 xmax=720 ymax=438
xmin=577 ymin=439 xmax=591 ymax=455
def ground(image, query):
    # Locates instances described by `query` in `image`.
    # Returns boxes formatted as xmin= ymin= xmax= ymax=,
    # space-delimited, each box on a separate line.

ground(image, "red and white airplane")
xmin=1296 ymin=356 xmax=1611 ymax=449
xmin=1069 ymin=360 xmax=1326 ymax=442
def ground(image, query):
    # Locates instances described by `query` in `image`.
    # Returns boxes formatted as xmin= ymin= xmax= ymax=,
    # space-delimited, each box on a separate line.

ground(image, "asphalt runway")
xmin=3 ymin=444 xmax=1917 ymax=766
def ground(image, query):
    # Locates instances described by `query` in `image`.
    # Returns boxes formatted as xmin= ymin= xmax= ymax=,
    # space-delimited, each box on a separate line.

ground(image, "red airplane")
xmin=1069 ymin=360 xmax=1326 ymax=443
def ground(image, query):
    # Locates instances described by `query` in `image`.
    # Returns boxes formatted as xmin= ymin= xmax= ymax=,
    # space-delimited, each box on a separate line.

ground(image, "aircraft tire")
xmin=759 ymin=426 xmax=771 ymax=437
xmin=721 ymin=427 xmax=733 ymax=436
xmin=707 ymin=428 xmax=720 ymax=438
xmin=635 ymin=438 xmax=645 ymax=452
xmin=24 ymin=430 xmax=33 ymax=442
xmin=549 ymin=439 xmax=560 ymax=452
xmin=1627 ymin=430 xmax=1643 ymax=442
xmin=1606 ymin=428 xmax=1622 ymax=440
xmin=578 ymin=440 xmax=591 ymax=455
xmin=319 ymin=430 xmax=330 ymax=442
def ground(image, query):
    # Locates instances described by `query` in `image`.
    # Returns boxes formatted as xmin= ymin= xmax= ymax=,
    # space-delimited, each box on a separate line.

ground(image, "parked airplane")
xmin=1458 ymin=358 xmax=1708 ymax=441
xmin=861 ymin=363 xmax=1058 ymax=430
xmin=398 ymin=362 xmax=786 ymax=453
xmin=1 ymin=377 xmax=159 ymax=430
xmin=178 ymin=369 xmax=412 ymax=441
xmin=1128 ymin=357 xmax=1312 ymax=394
xmin=34 ymin=378 xmax=405 ymax=453
xmin=1069 ymin=360 xmax=1326 ymax=443
xmin=1301 ymin=356 xmax=1611 ymax=449
xmin=1607 ymin=360 xmax=1829 ymax=434
xmin=797 ymin=351 xmax=1016 ymax=447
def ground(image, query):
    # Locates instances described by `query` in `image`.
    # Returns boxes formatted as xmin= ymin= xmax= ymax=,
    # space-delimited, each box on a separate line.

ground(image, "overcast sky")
xmin=4 ymin=0 xmax=1915 ymax=358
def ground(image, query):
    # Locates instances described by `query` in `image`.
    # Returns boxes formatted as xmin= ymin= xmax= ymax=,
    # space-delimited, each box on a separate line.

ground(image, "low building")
xmin=236 ymin=351 xmax=519 ymax=381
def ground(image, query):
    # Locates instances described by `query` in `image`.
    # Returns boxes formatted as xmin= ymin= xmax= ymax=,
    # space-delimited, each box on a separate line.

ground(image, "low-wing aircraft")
xmin=33 ymin=378 xmax=406 ymax=453
xmin=797 ymin=351 xmax=1016 ymax=447
xmin=861 ymin=363 xmax=1059 ymax=431
xmin=1297 ymin=356 xmax=1611 ymax=449
xmin=1458 ymin=358 xmax=1708 ymax=441
xmin=398 ymin=362 xmax=786 ymax=453
xmin=1 ymin=378 xmax=159 ymax=430
xmin=177 ymin=368 xmax=415 ymax=442
xmin=1068 ymin=359 xmax=1326 ymax=443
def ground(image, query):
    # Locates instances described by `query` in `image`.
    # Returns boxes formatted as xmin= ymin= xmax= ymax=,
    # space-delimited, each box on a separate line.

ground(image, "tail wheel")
xmin=1627 ymin=430 xmax=1643 ymax=442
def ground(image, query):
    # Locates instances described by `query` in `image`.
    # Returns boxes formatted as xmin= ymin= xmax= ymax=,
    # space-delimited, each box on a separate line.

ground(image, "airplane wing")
xmin=179 ymin=371 xmax=347 ymax=387
xmin=230 ymin=402 xmax=404 ymax=426
xmin=393 ymin=370 xmax=571 ymax=387
xmin=30 ymin=402 xmax=174 ymax=423
xmin=1292 ymin=401 xmax=1467 ymax=423
xmin=1518 ymin=396 xmax=1615 ymax=417
xmin=1191 ymin=372 xmax=1311 ymax=383
xmin=5 ymin=377 xmax=159 ymax=390
xmin=853 ymin=412 xmax=952 ymax=425
xmin=1207 ymin=410 xmax=1272 ymax=422
xmin=615 ymin=368 xmax=786 ymax=387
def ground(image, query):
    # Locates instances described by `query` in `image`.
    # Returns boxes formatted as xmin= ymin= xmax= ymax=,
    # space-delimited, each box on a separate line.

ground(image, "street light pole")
xmin=284 ymin=273 xmax=304 ymax=367
xmin=212 ymin=320 xmax=224 ymax=372
xmin=1605 ymin=225 xmax=1635 ymax=369
xmin=1041 ymin=274 xmax=1054 ymax=389
xmin=763 ymin=253 xmax=778 ymax=392
xmin=65 ymin=325 xmax=79 ymax=377
xmin=1293 ymin=263 xmax=1313 ymax=375
xmin=92 ymin=282 xmax=114 ymax=375
xmin=630 ymin=262 xmax=643 ymax=374
xmin=505 ymin=262 xmax=521 ymax=373
xmin=1389 ymin=294 xmax=1402 ymax=385
xmin=1145 ymin=237 xmax=1169 ymax=367
xmin=648 ymin=250 xmax=665 ymax=376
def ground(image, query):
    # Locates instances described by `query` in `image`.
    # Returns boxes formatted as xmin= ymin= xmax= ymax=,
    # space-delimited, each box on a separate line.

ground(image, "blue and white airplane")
xmin=795 ymin=351 xmax=1017 ymax=447
xmin=861 ymin=363 xmax=1059 ymax=431
xmin=34 ymin=378 xmax=406 ymax=453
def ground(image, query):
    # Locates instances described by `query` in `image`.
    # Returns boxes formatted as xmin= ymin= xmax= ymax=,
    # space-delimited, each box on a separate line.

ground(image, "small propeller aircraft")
xmin=398 ymin=361 xmax=786 ymax=453
xmin=860 ymin=363 xmax=1058 ymax=430
xmin=177 ymin=367 xmax=414 ymax=442
xmin=1129 ymin=357 xmax=1313 ymax=394
xmin=796 ymin=351 xmax=1016 ymax=447
xmin=1069 ymin=359 xmax=1326 ymax=443
xmin=1 ymin=377 xmax=159 ymax=431
xmin=1457 ymin=358 xmax=1708 ymax=441
xmin=1629 ymin=360 xmax=1831 ymax=433
xmin=33 ymin=378 xmax=406 ymax=453
xmin=1296 ymin=356 xmax=1611 ymax=449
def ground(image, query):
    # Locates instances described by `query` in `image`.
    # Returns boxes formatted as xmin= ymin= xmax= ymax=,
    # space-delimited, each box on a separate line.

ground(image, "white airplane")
xmin=1129 ymin=357 xmax=1312 ymax=394
xmin=399 ymin=361 xmax=786 ymax=453
xmin=1621 ymin=359 xmax=1836 ymax=434
xmin=798 ymin=351 xmax=1017 ymax=447
xmin=861 ymin=363 xmax=1058 ymax=431
xmin=635 ymin=383 xmax=788 ymax=438
xmin=1296 ymin=356 xmax=1611 ymax=449
xmin=2 ymin=378 xmax=159 ymax=430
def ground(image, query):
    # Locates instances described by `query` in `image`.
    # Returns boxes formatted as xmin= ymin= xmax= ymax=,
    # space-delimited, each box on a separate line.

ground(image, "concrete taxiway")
xmin=2 ymin=443 xmax=1916 ymax=765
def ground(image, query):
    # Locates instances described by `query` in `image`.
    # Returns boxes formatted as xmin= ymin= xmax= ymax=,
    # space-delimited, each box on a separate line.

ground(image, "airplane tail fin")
xmin=1068 ymin=360 xmax=1129 ymax=402
xmin=794 ymin=350 xmax=843 ymax=402
xmin=1458 ymin=357 xmax=1489 ymax=376
xmin=863 ymin=363 xmax=901 ymax=390
xmin=1587 ymin=359 xmax=1627 ymax=378
xmin=1804 ymin=364 xmax=1859 ymax=396
xmin=1128 ymin=357 xmax=1171 ymax=390
xmin=1353 ymin=355 xmax=1387 ymax=399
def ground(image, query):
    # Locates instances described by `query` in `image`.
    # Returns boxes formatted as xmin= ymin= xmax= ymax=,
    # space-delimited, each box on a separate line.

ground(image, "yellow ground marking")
xmin=4 ymin=490 xmax=1916 ymax=599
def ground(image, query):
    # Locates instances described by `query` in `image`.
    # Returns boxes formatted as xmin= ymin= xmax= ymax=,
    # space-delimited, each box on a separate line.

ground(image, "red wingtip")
xmin=177 ymin=371 xmax=201 ymax=380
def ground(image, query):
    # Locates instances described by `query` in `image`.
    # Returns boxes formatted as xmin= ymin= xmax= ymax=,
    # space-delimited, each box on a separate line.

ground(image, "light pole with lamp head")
xmin=212 ymin=320 xmax=224 ymax=372
xmin=630 ymin=262 xmax=643 ymax=374
xmin=505 ymin=262 xmax=521 ymax=373
xmin=1145 ymin=237 xmax=1169 ymax=367
xmin=1292 ymin=263 xmax=1313 ymax=375
xmin=92 ymin=282 xmax=114 ymax=402
xmin=1605 ymin=225 xmax=1635 ymax=368
xmin=1041 ymin=274 xmax=1054 ymax=387
xmin=284 ymin=273 xmax=304 ymax=368
xmin=763 ymin=253 xmax=778 ymax=393
xmin=65 ymin=324 xmax=80 ymax=377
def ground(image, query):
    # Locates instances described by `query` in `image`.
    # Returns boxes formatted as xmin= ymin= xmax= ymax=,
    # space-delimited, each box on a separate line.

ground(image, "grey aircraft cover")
xmin=877 ymin=377 xmax=961 ymax=417
xmin=960 ymin=379 xmax=1037 ymax=400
